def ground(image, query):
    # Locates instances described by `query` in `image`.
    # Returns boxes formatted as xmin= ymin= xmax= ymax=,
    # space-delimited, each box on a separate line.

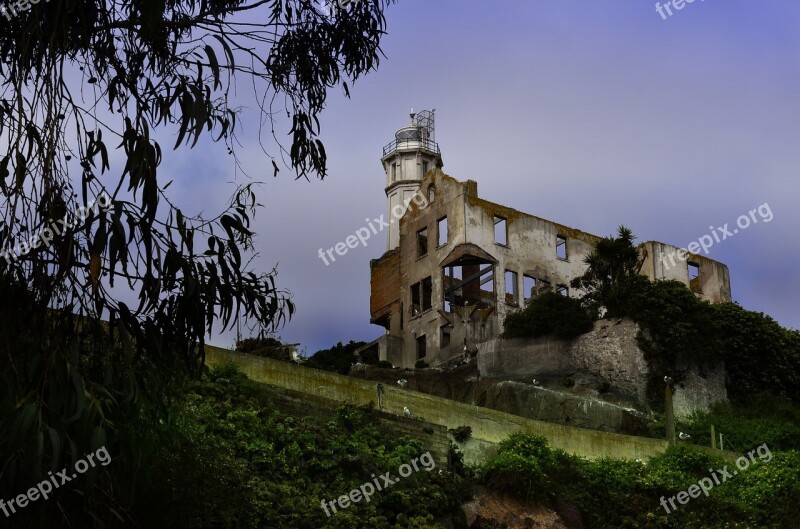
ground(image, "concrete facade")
xmin=368 ymin=113 xmax=733 ymax=368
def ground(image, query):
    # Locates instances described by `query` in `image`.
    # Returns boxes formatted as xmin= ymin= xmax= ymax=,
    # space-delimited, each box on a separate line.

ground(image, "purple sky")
xmin=169 ymin=0 xmax=799 ymax=353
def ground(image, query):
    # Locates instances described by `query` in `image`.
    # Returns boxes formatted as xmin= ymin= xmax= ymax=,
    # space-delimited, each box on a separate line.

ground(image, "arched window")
xmin=428 ymin=184 xmax=436 ymax=203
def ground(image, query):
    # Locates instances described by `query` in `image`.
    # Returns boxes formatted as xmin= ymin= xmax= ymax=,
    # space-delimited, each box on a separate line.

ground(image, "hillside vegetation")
xmin=503 ymin=227 xmax=800 ymax=409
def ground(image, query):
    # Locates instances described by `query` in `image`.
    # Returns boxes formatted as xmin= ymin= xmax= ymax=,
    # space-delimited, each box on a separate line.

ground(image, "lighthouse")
xmin=380 ymin=109 xmax=443 ymax=250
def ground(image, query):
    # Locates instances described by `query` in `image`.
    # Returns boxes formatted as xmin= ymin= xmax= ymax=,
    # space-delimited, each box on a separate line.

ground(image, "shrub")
xmin=449 ymin=426 xmax=472 ymax=443
xmin=481 ymin=433 xmax=562 ymax=500
xmin=630 ymin=279 xmax=800 ymax=406
xmin=304 ymin=340 xmax=366 ymax=374
xmin=235 ymin=336 xmax=293 ymax=361
xmin=415 ymin=359 xmax=430 ymax=369
xmin=676 ymin=394 xmax=800 ymax=452
xmin=377 ymin=360 xmax=394 ymax=369
xmin=501 ymin=292 xmax=593 ymax=340
xmin=481 ymin=433 xmax=796 ymax=529
xmin=135 ymin=366 xmax=469 ymax=529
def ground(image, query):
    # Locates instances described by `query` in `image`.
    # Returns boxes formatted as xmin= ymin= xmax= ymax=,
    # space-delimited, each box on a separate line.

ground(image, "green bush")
xmin=629 ymin=279 xmax=800 ymax=406
xmin=415 ymin=359 xmax=430 ymax=369
xmin=481 ymin=432 xmax=798 ymax=529
xmin=481 ymin=433 xmax=561 ymax=500
xmin=236 ymin=336 xmax=293 ymax=361
xmin=449 ymin=426 xmax=472 ymax=443
xmin=134 ymin=364 xmax=469 ymax=529
xmin=675 ymin=394 xmax=800 ymax=452
xmin=305 ymin=340 xmax=366 ymax=374
xmin=501 ymin=292 xmax=593 ymax=340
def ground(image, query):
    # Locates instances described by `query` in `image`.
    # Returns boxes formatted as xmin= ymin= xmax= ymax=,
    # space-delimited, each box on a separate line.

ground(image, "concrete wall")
xmin=673 ymin=363 xmax=729 ymax=420
xmin=643 ymin=241 xmax=732 ymax=303
xmin=205 ymin=345 xmax=670 ymax=465
xmin=475 ymin=319 xmax=728 ymax=415
xmin=478 ymin=335 xmax=569 ymax=378
xmin=399 ymin=171 xmax=470 ymax=367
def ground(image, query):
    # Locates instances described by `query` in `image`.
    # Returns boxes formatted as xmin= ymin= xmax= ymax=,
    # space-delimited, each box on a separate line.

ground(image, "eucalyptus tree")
xmin=0 ymin=0 xmax=395 ymax=524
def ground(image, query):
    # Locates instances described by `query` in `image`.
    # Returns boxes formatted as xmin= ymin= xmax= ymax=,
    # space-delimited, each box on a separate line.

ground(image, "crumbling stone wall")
xmin=477 ymin=318 xmax=728 ymax=415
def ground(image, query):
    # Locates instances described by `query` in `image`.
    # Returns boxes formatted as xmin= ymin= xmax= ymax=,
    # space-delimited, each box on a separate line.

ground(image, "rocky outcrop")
xmin=457 ymin=487 xmax=576 ymax=529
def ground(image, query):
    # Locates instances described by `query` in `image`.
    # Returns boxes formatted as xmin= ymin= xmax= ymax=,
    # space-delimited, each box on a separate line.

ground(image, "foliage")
xmin=0 ymin=272 xmax=153 ymax=527
xmin=377 ymin=361 xmax=394 ymax=369
xmin=0 ymin=1 xmax=395 ymax=524
xmin=481 ymin=432 xmax=800 ymax=529
xmin=674 ymin=394 xmax=800 ymax=453
xmin=629 ymin=279 xmax=800 ymax=406
xmin=305 ymin=340 xmax=367 ymax=374
xmin=134 ymin=363 xmax=469 ymax=529
xmin=569 ymin=224 xmax=800 ymax=406
xmin=482 ymin=433 xmax=560 ymax=500
xmin=236 ymin=336 xmax=294 ymax=362
xmin=570 ymin=226 xmax=646 ymax=317
xmin=415 ymin=359 xmax=430 ymax=369
xmin=501 ymin=291 xmax=593 ymax=340
xmin=449 ymin=426 xmax=472 ymax=443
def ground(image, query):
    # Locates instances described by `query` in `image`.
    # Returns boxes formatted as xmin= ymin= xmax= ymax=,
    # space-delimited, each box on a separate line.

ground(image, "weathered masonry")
xmin=366 ymin=111 xmax=732 ymax=368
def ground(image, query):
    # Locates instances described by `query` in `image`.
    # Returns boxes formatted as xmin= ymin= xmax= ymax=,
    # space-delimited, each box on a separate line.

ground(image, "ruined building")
xmin=365 ymin=111 xmax=731 ymax=368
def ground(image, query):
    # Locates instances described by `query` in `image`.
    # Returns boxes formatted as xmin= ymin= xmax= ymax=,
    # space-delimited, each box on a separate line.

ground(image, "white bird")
xmin=679 ymin=432 xmax=691 ymax=441
xmin=397 ymin=379 xmax=408 ymax=388
xmin=291 ymin=351 xmax=307 ymax=363
xmin=532 ymin=379 xmax=540 ymax=386
xmin=403 ymin=407 xmax=412 ymax=418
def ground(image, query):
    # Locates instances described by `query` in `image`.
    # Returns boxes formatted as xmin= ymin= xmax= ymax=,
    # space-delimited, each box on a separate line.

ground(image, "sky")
xmin=169 ymin=0 xmax=800 ymax=353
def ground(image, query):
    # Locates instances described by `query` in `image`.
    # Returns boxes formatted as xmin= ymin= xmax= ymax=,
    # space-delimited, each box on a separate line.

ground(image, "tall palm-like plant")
xmin=570 ymin=226 xmax=647 ymax=317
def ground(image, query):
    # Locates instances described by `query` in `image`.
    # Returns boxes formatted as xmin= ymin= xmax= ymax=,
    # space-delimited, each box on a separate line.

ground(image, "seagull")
xmin=397 ymin=379 xmax=408 ymax=388
xmin=291 ymin=351 xmax=307 ymax=363
xmin=679 ymin=432 xmax=691 ymax=441
xmin=403 ymin=407 xmax=412 ymax=418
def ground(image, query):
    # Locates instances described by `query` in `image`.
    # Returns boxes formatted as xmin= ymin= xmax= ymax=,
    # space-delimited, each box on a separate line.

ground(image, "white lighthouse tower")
xmin=380 ymin=109 xmax=443 ymax=251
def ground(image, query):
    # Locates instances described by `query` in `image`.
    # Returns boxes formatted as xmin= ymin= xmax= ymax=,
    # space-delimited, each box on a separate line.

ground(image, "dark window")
xmin=416 ymin=335 xmax=427 ymax=360
xmin=556 ymin=235 xmax=568 ymax=260
xmin=494 ymin=216 xmax=507 ymax=245
xmin=391 ymin=163 xmax=397 ymax=182
xmin=423 ymin=161 xmax=430 ymax=178
xmin=688 ymin=262 xmax=701 ymax=292
xmin=443 ymin=262 xmax=495 ymax=310
xmin=523 ymin=274 xmax=537 ymax=305
xmin=505 ymin=270 xmax=519 ymax=305
xmin=440 ymin=326 xmax=451 ymax=349
xmin=438 ymin=217 xmax=448 ymax=247
xmin=417 ymin=227 xmax=428 ymax=257
xmin=688 ymin=262 xmax=700 ymax=280
xmin=411 ymin=277 xmax=433 ymax=315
